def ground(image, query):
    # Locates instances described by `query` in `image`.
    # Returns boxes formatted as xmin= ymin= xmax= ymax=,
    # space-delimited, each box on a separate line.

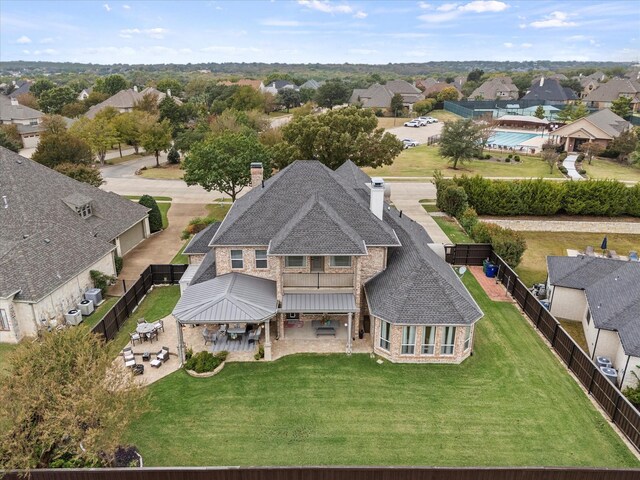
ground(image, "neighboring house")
xmin=521 ymin=77 xmax=577 ymax=103
xmin=77 ymin=87 xmax=92 ymax=101
xmin=470 ymin=77 xmax=519 ymax=100
xmin=532 ymin=73 xmax=568 ymax=83
xmin=584 ymin=77 xmax=640 ymax=112
xmin=85 ymin=86 xmax=182 ymax=119
xmin=173 ymin=160 xmax=483 ymax=362
xmin=546 ymin=256 xmax=640 ymax=389
xmin=349 ymin=80 xmax=425 ymax=110
xmin=219 ymin=79 xmax=264 ymax=90
xmin=299 ymin=79 xmax=323 ymax=90
xmin=0 ymin=94 xmax=45 ymax=149
xmin=415 ymin=78 xmax=438 ymax=91
xmin=549 ymin=109 xmax=630 ymax=152
xmin=0 ymin=147 xmax=150 ymax=343
xmin=262 ymin=80 xmax=298 ymax=96
xmin=421 ymin=81 xmax=463 ymax=100
xmin=8 ymin=81 xmax=32 ymax=99
xmin=574 ymin=71 xmax=607 ymax=99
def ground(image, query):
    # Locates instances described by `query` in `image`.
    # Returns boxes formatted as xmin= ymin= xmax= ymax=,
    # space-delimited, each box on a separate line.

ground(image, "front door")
xmin=310 ymin=256 xmax=324 ymax=272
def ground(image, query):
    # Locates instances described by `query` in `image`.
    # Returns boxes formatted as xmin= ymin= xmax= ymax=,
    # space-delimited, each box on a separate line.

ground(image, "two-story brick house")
xmin=173 ymin=160 xmax=482 ymax=362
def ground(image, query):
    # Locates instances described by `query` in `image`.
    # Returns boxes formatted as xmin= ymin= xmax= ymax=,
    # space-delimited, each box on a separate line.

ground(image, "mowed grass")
xmin=83 ymin=296 xmax=120 ymax=329
xmin=171 ymin=240 xmax=189 ymax=265
xmin=515 ymin=231 xmax=640 ymax=286
xmin=432 ymin=215 xmax=473 ymax=243
xmin=0 ymin=343 xmax=18 ymax=379
xmin=584 ymin=157 xmax=640 ymax=182
xmin=125 ymin=272 xmax=639 ymax=467
xmin=139 ymin=164 xmax=184 ymax=180
xmin=158 ymin=202 xmax=170 ymax=229
xmin=364 ymin=145 xmax=564 ymax=178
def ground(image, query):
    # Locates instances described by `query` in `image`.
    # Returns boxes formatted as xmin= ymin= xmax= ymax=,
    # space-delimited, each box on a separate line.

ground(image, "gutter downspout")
xmin=591 ymin=328 xmax=601 ymax=360
xmin=620 ymin=355 xmax=632 ymax=388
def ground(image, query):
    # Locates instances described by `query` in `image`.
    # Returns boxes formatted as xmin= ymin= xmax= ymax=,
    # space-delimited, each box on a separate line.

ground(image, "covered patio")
xmin=173 ymin=273 xmax=278 ymax=360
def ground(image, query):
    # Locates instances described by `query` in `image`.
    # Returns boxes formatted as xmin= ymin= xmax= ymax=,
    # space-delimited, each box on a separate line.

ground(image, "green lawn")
xmin=109 ymin=286 xmax=181 ymax=355
xmin=139 ymin=164 xmax=183 ymax=180
xmin=124 ymin=195 xmax=173 ymax=202
xmin=515 ymin=231 xmax=640 ymax=286
xmin=125 ymin=272 xmax=639 ymax=467
xmin=158 ymin=202 xmax=170 ymax=229
xmin=429 ymin=213 xmax=473 ymax=243
xmin=171 ymin=240 xmax=190 ymax=265
xmin=559 ymin=319 xmax=588 ymax=353
xmin=105 ymin=152 xmax=145 ymax=165
xmin=206 ymin=202 xmax=232 ymax=220
xmin=364 ymin=145 xmax=564 ymax=179
xmin=583 ymin=157 xmax=640 ymax=182
xmin=0 ymin=343 xmax=17 ymax=379
xmin=83 ymin=296 xmax=120 ymax=329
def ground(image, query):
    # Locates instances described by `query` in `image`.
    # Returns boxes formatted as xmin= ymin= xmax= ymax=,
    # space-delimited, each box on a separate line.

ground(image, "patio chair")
xmin=125 ymin=358 xmax=136 ymax=368
xmin=122 ymin=347 xmax=134 ymax=362
xmin=145 ymin=330 xmax=157 ymax=343
xmin=247 ymin=326 xmax=262 ymax=345
xmin=137 ymin=317 xmax=146 ymax=324
xmin=157 ymin=346 xmax=170 ymax=363
xmin=129 ymin=332 xmax=141 ymax=346
xmin=153 ymin=319 xmax=164 ymax=332
xmin=630 ymin=251 xmax=639 ymax=262
xmin=203 ymin=328 xmax=212 ymax=345
xmin=218 ymin=324 xmax=227 ymax=335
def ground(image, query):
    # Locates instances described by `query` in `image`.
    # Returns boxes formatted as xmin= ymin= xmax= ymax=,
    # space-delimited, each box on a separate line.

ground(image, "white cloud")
xmin=418 ymin=2 xmax=431 ymax=9
xmin=33 ymin=49 xmax=58 ymax=55
xmin=458 ymin=1 xmax=508 ymax=13
xmin=22 ymin=49 xmax=30 ymax=54
xmin=39 ymin=37 xmax=54 ymax=44
xmin=103 ymin=4 xmax=111 ymax=12
xmin=503 ymin=42 xmax=513 ymax=48
xmin=146 ymin=27 xmax=168 ymax=39
xmin=530 ymin=11 xmax=577 ymax=28
xmin=119 ymin=27 xmax=168 ymax=39
xmin=437 ymin=3 xmax=459 ymax=12
xmin=298 ymin=1 xmax=353 ymax=14
xmin=353 ymin=11 xmax=367 ymax=18
xmin=261 ymin=19 xmax=303 ymax=26
xmin=123 ymin=4 xmax=131 ymax=9
xmin=348 ymin=48 xmax=377 ymax=54
xmin=16 ymin=35 xmax=31 ymax=44
xmin=519 ymin=23 xmax=526 ymax=29
xmin=521 ymin=43 xmax=533 ymax=48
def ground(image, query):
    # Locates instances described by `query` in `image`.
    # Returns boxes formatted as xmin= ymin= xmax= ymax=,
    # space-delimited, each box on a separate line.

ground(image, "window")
xmin=330 ymin=256 xmax=351 ymax=267
xmin=586 ymin=310 xmax=591 ymax=325
xmin=285 ymin=256 xmax=306 ymax=268
xmin=441 ymin=326 xmax=456 ymax=355
xmin=379 ymin=320 xmax=391 ymax=351
xmin=0 ymin=309 xmax=9 ymax=331
xmin=422 ymin=326 xmax=435 ymax=355
xmin=464 ymin=326 xmax=471 ymax=351
xmin=75 ymin=203 xmax=92 ymax=219
xmin=230 ymin=250 xmax=243 ymax=269
xmin=401 ymin=326 xmax=416 ymax=355
xmin=255 ymin=250 xmax=267 ymax=269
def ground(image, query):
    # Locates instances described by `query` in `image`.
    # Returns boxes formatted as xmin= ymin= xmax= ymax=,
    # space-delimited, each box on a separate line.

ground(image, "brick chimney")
xmin=250 ymin=162 xmax=263 ymax=189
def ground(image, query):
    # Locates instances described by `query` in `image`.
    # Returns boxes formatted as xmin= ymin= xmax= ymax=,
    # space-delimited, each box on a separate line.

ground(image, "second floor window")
xmin=255 ymin=250 xmax=267 ymax=269
xmin=285 ymin=256 xmax=306 ymax=268
xmin=330 ymin=256 xmax=351 ymax=267
xmin=230 ymin=250 xmax=243 ymax=269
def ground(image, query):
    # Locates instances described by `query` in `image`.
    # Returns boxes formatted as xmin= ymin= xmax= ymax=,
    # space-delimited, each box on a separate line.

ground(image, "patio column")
xmin=346 ymin=312 xmax=353 ymax=355
xmin=264 ymin=319 xmax=272 ymax=361
xmin=176 ymin=318 xmax=185 ymax=365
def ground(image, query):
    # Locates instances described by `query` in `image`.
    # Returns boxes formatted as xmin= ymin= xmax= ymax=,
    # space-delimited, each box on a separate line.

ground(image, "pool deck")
xmin=490 ymin=127 xmax=547 ymax=150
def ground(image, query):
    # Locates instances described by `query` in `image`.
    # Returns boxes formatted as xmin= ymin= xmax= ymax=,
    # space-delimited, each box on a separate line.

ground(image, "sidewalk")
xmin=483 ymin=219 xmax=640 ymax=234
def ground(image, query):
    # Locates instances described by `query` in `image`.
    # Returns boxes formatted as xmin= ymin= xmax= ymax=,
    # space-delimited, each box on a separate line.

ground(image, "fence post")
xmin=551 ymin=322 xmax=559 ymax=347
xmin=588 ymin=368 xmax=597 ymax=394
xmin=612 ymin=394 xmax=622 ymax=422
xmin=567 ymin=343 xmax=576 ymax=369
xmin=122 ymin=279 xmax=126 ymax=293
xmin=170 ymin=264 xmax=175 ymax=284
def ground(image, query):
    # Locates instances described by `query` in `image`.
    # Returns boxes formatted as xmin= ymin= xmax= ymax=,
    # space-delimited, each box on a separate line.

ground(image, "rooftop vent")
xmin=44 ymin=238 xmax=50 ymax=244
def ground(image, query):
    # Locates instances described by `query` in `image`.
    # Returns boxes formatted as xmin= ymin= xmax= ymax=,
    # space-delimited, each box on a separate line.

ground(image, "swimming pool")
xmin=488 ymin=131 xmax=541 ymax=147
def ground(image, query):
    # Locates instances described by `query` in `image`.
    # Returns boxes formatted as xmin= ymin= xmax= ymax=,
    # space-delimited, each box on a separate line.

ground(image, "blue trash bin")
xmin=486 ymin=264 xmax=498 ymax=278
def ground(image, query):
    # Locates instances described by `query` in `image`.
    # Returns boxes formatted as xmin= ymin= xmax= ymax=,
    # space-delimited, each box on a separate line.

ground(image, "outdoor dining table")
xmin=226 ymin=325 xmax=245 ymax=340
xmin=136 ymin=323 xmax=156 ymax=335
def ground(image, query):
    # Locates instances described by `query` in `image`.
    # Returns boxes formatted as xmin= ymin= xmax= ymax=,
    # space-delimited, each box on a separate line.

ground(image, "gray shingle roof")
xmin=0 ymin=94 xmax=44 ymax=122
xmin=85 ymin=87 xmax=181 ymax=119
xmin=522 ymin=78 xmax=577 ymax=102
xmin=365 ymin=206 xmax=483 ymax=326
xmin=334 ymin=159 xmax=371 ymax=190
xmin=470 ymin=77 xmax=519 ymax=100
xmin=190 ymin=249 xmax=217 ymax=286
xmin=8 ymin=82 xmax=32 ymax=99
xmin=211 ymin=160 xmax=400 ymax=249
xmin=547 ymin=256 xmax=640 ymax=356
xmin=585 ymin=78 xmax=640 ymax=103
xmin=0 ymin=147 xmax=149 ymax=301
xmin=183 ymin=222 xmax=221 ymax=255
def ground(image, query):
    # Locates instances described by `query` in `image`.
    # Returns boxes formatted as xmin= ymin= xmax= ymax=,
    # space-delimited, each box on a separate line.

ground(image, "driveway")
xmin=100 ymin=152 xmax=168 ymax=179
xmin=386 ymin=122 xmax=444 ymax=144
xmin=389 ymin=182 xmax=449 ymax=243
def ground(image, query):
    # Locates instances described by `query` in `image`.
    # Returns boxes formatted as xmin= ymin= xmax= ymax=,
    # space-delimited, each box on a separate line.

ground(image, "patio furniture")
xmin=137 ymin=322 xmax=156 ymax=341
xmin=129 ymin=332 xmax=141 ymax=346
xmin=157 ymin=346 xmax=170 ymax=363
xmin=142 ymin=351 xmax=151 ymax=362
xmin=150 ymin=357 xmax=162 ymax=368
xmin=316 ymin=326 xmax=336 ymax=337
xmin=137 ymin=317 xmax=146 ymax=324
xmin=124 ymin=358 xmax=136 ymax=368
xmin=203 ymin=328 xmax=216 ymax=345
xmin=122 ymin=347 xmax=134 ymax=362
xmin=132 ymin=364 xmax=144 ymax=376
xmin=153 ymin=319 xmax=164 ymax=332
xmin=630 ymin=251 xmax=639 ymax=262
xmin=247 ymin=326 xmax=262 ymax=344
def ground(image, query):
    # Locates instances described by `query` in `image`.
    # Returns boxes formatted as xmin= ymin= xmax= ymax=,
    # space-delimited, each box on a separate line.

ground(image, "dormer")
xmin=62 ymin=193 xmax=93 ymax=219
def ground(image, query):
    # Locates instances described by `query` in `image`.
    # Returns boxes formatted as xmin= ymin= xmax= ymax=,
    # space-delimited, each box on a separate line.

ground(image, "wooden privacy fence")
xmin=91 ymin=264 xmax=187 ymax=342
xmin=446 ymin=244 xmax=640 ymax=453
xmin=3 ymin=467 xmax=640 ymax=480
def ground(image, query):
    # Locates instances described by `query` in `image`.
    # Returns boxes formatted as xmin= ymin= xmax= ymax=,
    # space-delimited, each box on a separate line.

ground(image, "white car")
xmin=403 ymin=120 xmax=421 ymax=128
xmin=419 ymin=116 xmax=438 ymax=124
xmin=416 ymin=118 xmax=429 ymax=126
xmin=402 ymin=139 xmax=420 ymax=148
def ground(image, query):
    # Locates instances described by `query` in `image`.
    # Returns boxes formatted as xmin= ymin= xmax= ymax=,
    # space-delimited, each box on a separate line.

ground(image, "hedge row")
xmin=436 ymin=175 xmax=640 ymax=217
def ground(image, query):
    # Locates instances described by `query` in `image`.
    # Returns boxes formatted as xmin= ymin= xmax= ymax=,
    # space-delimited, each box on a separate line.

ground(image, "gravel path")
xmin=484 ymin=219 xmax=640 ymax=234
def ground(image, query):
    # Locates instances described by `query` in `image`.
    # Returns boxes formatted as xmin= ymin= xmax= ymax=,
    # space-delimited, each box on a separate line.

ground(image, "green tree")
xmin=94 ymin=74 xmax=128 ymax=96
xmin=299 ymin=88 xmax=316 ymax=104
xmin=277 ymin=88 xmax=302 ymax=112
xmin=608 ymin=129 xmax=638 ymax=163
xmin=541 ymin=142 xmax=560 ymax=173
xmin=436 ymin=86 xmax=460 ymax=102
xmin=53 ymin=162 xmax=104 ymax=187
xmin=60 ymin=101 xmax=88 ymax=118
xmin=134 ymin=91 xmax=159 ymax=114
xmin=41 ymin=114 xmax=69 ymax=135
xmin=16 ymin=92 xmax=39 ymax=109
xmin=281 ymin=106 xmax=403 ymax=170
xmin=611 ymin=96 xmax=632 ymax=119
xmin=572 ymin=100 xmax=589 ymax=120
xmin=158 ymin=96 xmax=186 ymax=130
xmin=314 ymin=79 xmax=350 ymax=109
xmin=556 ymin=104 xmax=575 ymax=123
xmin=38 ymin=86 xmax=77 ymax=114
xmin=183 ymin=133 xmax=272 ymax=201
xmin=112 ymin=110 xmax=154 ymax=154
xmin=467 ymin=69 xmax=484 ymax=83
xmin=534 ymin=105 xmax=546 ymax=119
xmin=30 ymin=78 xmax=56 ymax=98
xmin=32 ymin=133 xmax=93 ymax=168
xmin=141 ymin=119 xmax=173 ymax=167
xmin=167 ymin=146 xmax=180 ymax=164
xmin=0 ymin=328 xmax=147 ymax=469
xmin=0 ymin=127 xmax=21 ymax=152
xmin=413 ymin=98 xmax=436 ymax=116
xmin=84 ymin=91 xmax=109 ymax=108
xmin=229 ymin=85 xmax=264 ymax=111
xmin=138 ymin=194 xmax=163 ymax=232
xmin=578 ymin=140 xmax=605 ymax=165
xmin=438 ymin=118 xmax=486 ymax=170
xmin=560 ymin=78 xmax=582 ymax=97
xmin=156 ymin=78 xmax=184 ymax=96
xmin=390 ymin=93 xmax=404 ymax=116
xmin=70 ymin=116 xmax=117 ymax=165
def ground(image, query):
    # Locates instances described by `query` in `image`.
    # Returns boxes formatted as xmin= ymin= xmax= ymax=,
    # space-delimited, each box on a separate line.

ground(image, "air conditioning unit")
xmin=64 ymin=309 xmax=83 ymax=326
xmin=78 ymin=299 xmax=94 ymax=316
xmin=84 ymin=288 xmax=103 ymax=306
xmin=600 ymin=366 xmax=618 ymax=386
xmin=596 ymin=356 xmax=612 ymax=369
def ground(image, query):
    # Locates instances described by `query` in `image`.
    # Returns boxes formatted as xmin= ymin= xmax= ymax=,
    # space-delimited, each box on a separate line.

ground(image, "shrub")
xmin=138 ymin=195 xmax=163 ymax=233
xmin=514 ymin=155 xmax=520 ymax=162
xmin=628 ymin=184 xmax=640 ymax=217
xmin=167 ymin=147 xmax=180 ymax=164
xmin=558 ymin=152 xmax=568 ymax=161
xmin=254 ymin=345 xmax=265 ymax=361
xmin=484 ymin=153 xmax=491 ymax=159
xmin=505 ymin=157 xmax=511 ymax=163
xmin=184 ymin=351 xmax=224 ymax=373
xmin=577 ymin=153 xmax=585 ymax=162
xmin=90 ymin=270 xmax=115 ymax=296
xmin=559 ymin=166 xmax=568 ymax=174
xmin=440 ymin=185 xmax=468 ymax=218
xmin=185 ymin=347 xmax=194 ymax=361
xmin=457 ymin=207 xmax=478 ymax=234
xmin=374 ymin=108 xmax=384 ymax=117
xmin=506 ymin=154 xmax=512 ymax=160
xmin=115 ymin=255 xmax=123 ymax=275
xmin=215 ymin=350 xmax=229 ymax=362
xmin=562 ymin=180 xmax=630 ymax=216
xmin=491 ymin=227 xmax=527 ymax=267
xmin=578 ymin=168 xmax=587 ymax=175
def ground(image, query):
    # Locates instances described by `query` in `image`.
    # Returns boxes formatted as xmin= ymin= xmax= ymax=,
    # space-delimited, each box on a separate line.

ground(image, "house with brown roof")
xmin=549 ymin=109 xmax=630 ymax=152
xmin=421 ymin=81 xmax=463 ymax=100
xmin=85 ymin=86 xmax=182 ymax=119
xmin=0 ymin=147 xmax=150 ymax=343
xmin=469 ymin=77 xmax=519 ymax=100
xmin=584 ymin=77 xmax=640 ymax=112
xmin=219 ymin=79 xmax=264 ymax=90
xmin=349 ymin=80 xmax=424 ymax=110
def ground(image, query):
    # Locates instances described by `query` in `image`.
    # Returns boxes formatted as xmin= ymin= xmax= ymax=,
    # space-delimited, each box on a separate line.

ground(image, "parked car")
xmin=402 ymin=139 xmax=420 ymax=148
xmin=416 ymin=118 xmax=429 ymax=126
xmin=418 ymin=116 xmax=438 ymax=124
xmin=404 ymin=120 xmax=421 ymax=128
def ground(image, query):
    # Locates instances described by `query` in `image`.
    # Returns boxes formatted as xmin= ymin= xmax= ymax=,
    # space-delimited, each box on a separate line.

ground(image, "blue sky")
xmin=1 ymin=1 xmax=638 ymax=64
